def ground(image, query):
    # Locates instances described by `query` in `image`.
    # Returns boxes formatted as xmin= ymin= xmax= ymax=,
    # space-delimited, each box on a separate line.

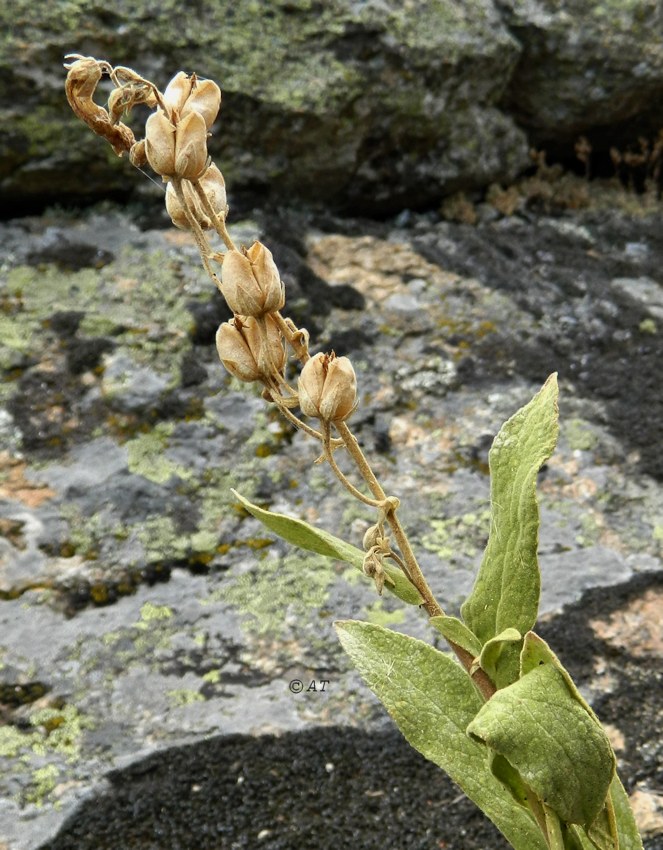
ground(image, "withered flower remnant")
xmin=298 ymin=352 xmax=357 ymax=423
xmin=64 ymin=55 xmax=136 ymax=157
xmin=221 ymin=243 xmax=285 ymax=318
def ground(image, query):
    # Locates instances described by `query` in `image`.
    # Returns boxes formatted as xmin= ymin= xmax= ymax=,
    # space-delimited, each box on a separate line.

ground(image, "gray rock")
xmin=500 ymin=0 xmax=663 ymax=148
xmin=8 ymin=0 xmax=663 ymax=210
xmin=2 ymin=0 xmax=526 ymax=212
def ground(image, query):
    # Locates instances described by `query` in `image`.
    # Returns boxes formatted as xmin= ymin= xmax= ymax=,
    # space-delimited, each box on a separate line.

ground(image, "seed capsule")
xmin=221 ymin=243 xmax=284 ymax=317
xmin=215 ymin=315 xmax=285 ymax=383
xmin=165 ymin=164 xmax=227 ymax=230
xmin=298 ymin=352 xmax=357 ymax=422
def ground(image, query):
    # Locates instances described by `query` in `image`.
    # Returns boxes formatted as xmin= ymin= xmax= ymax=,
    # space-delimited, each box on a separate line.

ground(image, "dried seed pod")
xmin=163 ymin=72 xmax=221 ymax=129
xmin=216 ymin=315 xmax=285 ymax=382
xmin=298 ymin=352 xmax=357 ymax=422
xmin=221 ymin=243 xmax=284 ymax=317
xmin=165 ymin=164 xmax=227 ymax=230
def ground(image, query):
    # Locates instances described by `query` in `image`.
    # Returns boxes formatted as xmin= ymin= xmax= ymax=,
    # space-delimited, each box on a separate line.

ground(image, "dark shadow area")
xmin=37 ymin=726 xmax=508 ymax=850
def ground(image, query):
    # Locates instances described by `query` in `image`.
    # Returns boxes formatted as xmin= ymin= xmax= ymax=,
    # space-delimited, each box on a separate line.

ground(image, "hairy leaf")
xmin=429 ymin=614 xmax=482 ymax=657
xmin=467 ymin=663 xmax=615 ymax=828
xmin=232 ymin=490 xmax=422 ymax=605
xmin=461 ymin=374 xmax=559 ymax=643
xmin=475 ymin=628 xmax=522 ymax=689
xmin=604 ymin=775 xmax=645 ymax=850
xmin=520 ymin=633 xmax=640 ymax=850
xmin=335 ymin=620 xmax=547 ymax=850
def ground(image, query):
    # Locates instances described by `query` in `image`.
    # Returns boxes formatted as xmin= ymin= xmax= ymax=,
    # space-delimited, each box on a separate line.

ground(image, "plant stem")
xmin=272 ymin=312 xmax=310 ymax=363
xmin=170 ymin=178 xmax=220 ymax=286
xmin=322 ymin=425 xmax=385 ymax=508
xmin=191 ymin=179 xmax=237 ymax=252
xmin=334 ymin=420 xmax=441 ymax=610
xmin=334 ymin=419 xmax=497 ymax=700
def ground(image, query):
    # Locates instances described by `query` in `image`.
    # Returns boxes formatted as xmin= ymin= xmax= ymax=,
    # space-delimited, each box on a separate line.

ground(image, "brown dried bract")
xmin=64 ymin=54 xmax=135 ymax=157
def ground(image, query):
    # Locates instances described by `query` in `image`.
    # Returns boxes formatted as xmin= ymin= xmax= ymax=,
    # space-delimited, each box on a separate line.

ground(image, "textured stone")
xmin=1 ymin=0 xmax=526 ymax=212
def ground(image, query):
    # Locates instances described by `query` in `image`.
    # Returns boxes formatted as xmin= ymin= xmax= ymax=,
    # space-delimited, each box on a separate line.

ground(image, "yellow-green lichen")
xmin=0 ymin=704 xmax=92 ymax=763
xmin=167 ymin=688 xmax=205 ymax=708
xmin=202 ymin=669 xmax=222 ymax=684
xmin=126 ymin=423 xmax=193 ymax=484
xmin=221 ymin=551 xmax=336 ymax=636
xmin=139 ymin=602 xmax=173 ymax=623
xmin=25 ymin=763 xmax=59 ymax=806
xmin=420 ymin=509 xmax=490 ymax=562
xmin=639 ymin=318 xmax=657 ymax=335
xmin=565 ymin=418 xmax=599 ymax=452
xmin=364 ymin=599 xmax=406 ymax=627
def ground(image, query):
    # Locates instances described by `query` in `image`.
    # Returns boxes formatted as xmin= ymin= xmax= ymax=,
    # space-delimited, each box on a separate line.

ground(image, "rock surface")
xmin=0 ymin=174 xmax=662 ymax=847
xmin=4 ymin=0 xmax=663 ymax=212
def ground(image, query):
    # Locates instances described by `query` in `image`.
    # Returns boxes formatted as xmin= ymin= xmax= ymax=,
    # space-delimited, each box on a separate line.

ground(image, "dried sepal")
xmin=221 ymin=243 xmax=285 ymax=317
xmin=64 ymin=55 xmax=135 ymax=156
xmin=174 ymin=111 xmax=208 ymax=181
xmin=362 ymin=547 xmax=387 ymax=595
xmin=298 ymin=352 xmax=357 ymax=422
xmin=163 ymin=71 xmax=221 ymax=129
xmin=163 ymin=71 xmax=193 ymax=115
xmin=182 ymin=79 xmax=221 ymax=129
xmin=145 ymin=110 xmax=176 ymax=177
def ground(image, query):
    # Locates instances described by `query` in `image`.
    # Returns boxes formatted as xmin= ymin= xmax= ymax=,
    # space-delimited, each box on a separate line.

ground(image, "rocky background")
xmin=0 ymin=1 xmax=662 ymax=849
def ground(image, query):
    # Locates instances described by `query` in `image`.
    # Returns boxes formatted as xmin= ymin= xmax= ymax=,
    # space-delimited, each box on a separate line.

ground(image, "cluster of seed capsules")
xmin=64 ymin=56 xmax=358 ymax=428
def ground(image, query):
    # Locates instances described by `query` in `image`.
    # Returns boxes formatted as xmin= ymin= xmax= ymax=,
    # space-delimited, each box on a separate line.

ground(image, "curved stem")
xmin=322 ymin=424 xmax=385 ymax=508
xmin=272 ymin=312 xmax=310 ymax=363
xmin=269 ymin=393 xmax=338 ymax=444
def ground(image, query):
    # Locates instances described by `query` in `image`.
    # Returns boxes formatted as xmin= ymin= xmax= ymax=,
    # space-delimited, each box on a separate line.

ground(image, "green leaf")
xmin=335 ymin=620 xmax=547 ymax=850
xmin=604 ymin=775 xmax=645 ymax=850
xmin=490 ymin=752 xmax=531 ymax=809
xmin=467 ymin=663 xmax=615 ymax=828
xmin=429 ymin=614 xmax=482 ymax=657
xmin=582 ymin=796 xmax=618 ymax=850
xmin=521 ymin=633 xmax=641 ymax=850
xmin=476 ymin=628 xmax=522 ymax=689
xmin=461 ymin=374 xmax=559 ymax=643
xmin=520 ymin=632 xmax=600 ymax=722
xmin=231 ymin=490 xmax=422 ymax=605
